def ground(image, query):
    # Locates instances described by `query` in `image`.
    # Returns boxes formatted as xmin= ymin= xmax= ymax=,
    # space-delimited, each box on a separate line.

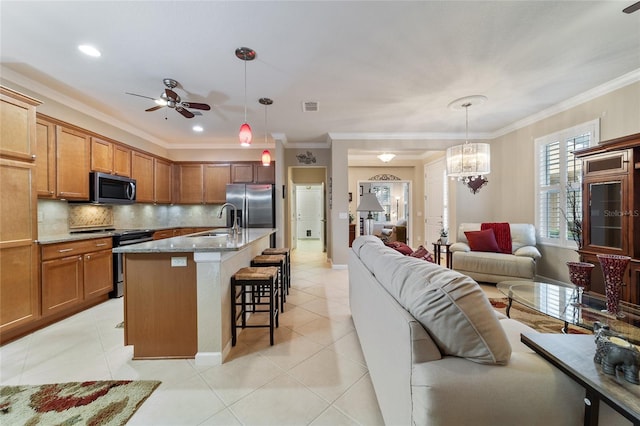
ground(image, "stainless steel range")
xmin=111 ymin=229 xmax=155 ymax=297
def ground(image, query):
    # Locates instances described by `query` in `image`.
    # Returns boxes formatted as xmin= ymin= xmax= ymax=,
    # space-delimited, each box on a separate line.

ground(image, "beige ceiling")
xmin=1 ymin=1 xmax=639 ymax=154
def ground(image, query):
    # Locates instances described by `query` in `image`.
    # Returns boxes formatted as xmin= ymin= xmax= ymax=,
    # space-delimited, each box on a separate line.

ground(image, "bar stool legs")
xmin=262 ymin=248 xmax=291 ymax=295
xmin=231 ymin=266 xmax=279 ymax=346
xmin=251 ymin=254 xmax=287 ymax=313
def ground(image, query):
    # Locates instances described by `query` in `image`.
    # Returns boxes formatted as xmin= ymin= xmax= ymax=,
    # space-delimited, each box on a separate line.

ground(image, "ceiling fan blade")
xmin=145 ymin=105 xmax=164 ymax=112
xmin=182 ymin=102 xmax=211 ymax=111
xmin=176 ymin=106 xmax=195 ymax=118
xmin=165 ymin=88 xmax=179 ymax=100
xmin=126 ymin=92 xmax=156 ymax=100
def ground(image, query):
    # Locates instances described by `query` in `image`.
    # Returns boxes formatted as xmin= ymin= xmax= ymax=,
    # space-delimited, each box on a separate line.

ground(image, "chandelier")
xmin=446 ymin=96 xmax=490 ymax=185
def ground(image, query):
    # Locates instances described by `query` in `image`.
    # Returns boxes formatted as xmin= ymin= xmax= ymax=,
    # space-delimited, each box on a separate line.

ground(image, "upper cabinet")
xmin=56 ymin=125 xmax=90 ymax=200
xmin=231 ymin=162 xmax=275 ymax=184
xmin=36 ymin=117 xmax=56 ymax=198
xmin=204 ymin=164 xmax=230 ymax=204
xmin=154 ymin=158 xmax=172 ymax=204
xmin=176 ymin=164 xmax=204 ymax=204
xmin=0 ymin=87 xmax=38 ymax=161
xmin=91 ymin=137 xmax=131 ymax=177
xmin=131 ymin=151 xmax=154 ymax=203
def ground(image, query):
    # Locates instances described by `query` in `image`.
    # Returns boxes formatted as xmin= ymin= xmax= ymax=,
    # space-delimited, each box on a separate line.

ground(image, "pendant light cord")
xmin=243 ymin=58 xmax=247 ymax=122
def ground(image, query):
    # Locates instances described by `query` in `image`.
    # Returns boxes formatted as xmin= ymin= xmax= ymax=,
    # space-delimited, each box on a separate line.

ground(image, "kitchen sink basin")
xmin=186 ymin=229 xmax=230 ymax=237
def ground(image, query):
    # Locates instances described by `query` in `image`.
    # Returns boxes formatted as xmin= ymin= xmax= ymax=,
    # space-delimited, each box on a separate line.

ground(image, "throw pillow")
xmin=465 ymin=229 xmax=501 ymax=252
xmin=409 ymin=245 xmax=435 ymax=263
xmin=385 ymin=241 xmax=413 ymax=255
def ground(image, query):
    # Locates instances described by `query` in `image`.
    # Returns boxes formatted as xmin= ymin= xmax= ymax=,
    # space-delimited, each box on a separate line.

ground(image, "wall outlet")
xmin=171 ymin=257 xmax=187 ymax=267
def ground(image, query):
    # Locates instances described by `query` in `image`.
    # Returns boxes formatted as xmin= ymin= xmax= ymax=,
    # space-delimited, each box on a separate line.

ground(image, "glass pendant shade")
xmin=446 ymin=142 xmax=491 ymax=179
xmin=262 ymin=149 xmax=271 ymax=166
xmin=239 ymin=123 xmax=252 ymax=146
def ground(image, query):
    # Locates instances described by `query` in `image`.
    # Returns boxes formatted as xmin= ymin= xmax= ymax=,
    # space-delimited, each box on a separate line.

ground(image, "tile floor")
xmin=0 ymin=240 xmax=386 ymax=425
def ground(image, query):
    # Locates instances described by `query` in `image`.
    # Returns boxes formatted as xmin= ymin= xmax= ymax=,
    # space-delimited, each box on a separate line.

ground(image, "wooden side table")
xmin=432 ymin=242 xmax=452 ymax=268
xmin=348 ymin=224 xmax=356 ymax=247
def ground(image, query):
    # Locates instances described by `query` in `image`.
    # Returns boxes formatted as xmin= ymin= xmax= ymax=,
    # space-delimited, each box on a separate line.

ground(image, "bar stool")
xmin=251 ymin=254 xmax=287 ymax=312
xmin=231 ymin=266 xmax=279 ymax=346
xmin=262 ymin=248 xmax=291 ymax=294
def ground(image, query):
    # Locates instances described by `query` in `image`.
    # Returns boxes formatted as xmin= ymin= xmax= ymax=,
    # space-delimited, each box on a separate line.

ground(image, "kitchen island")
xmin=113 ymin=228 xmax=275 ymax=365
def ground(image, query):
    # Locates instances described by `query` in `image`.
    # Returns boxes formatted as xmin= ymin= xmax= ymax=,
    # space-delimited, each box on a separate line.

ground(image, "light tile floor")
xmin=0 ymin=240 xmax=385 ymax=425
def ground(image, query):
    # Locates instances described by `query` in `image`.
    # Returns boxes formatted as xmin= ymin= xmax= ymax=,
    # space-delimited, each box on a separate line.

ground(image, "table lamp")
xmin=357 ymin=192 xmax=384 ymax=235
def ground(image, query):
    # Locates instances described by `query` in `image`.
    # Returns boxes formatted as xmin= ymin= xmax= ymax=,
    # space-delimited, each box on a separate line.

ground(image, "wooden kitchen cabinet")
xmin=131 ymin=150 xmax=154 ymax=202
xmin=91 ymin=137 xmax=131 ymax=177
xmin=41 ymin=237 xmax=113 ymax=316
xmin=176 ymin=164 xmax=204 ymax=204
xmin=36 ymin=117 xmax=56 ymax=198
xmin=154 ymin=158 xmax=172 ymax=204
xmin=204 ymin=164 xmax=230 ymax=203
xmin=56 ymin=125 xmax=90 ymax=200
xmin=0 ymin=87 xmax=40 ymax=340
xmin=0 ymin=87 xmax=38 ymax=161
xmin=153 ymin=229 xmax=176 ymax=240
xmin=231 ymin=161 xmax=275 ymax=184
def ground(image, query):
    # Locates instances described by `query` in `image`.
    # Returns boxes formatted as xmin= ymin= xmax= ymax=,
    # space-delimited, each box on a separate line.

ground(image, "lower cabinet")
xmin=41 ymin=237 xmax=113 ymax=317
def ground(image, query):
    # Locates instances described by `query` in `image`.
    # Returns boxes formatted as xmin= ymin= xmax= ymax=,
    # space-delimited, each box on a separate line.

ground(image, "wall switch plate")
xmin=171 ymin=257 xmax=187 ymax=267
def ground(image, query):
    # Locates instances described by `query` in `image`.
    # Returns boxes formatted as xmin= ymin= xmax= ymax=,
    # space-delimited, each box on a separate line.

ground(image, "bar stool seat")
xmin=262 ymin=247 xmax=291 ymax=294
xmin=251 ymin=254 xmax=287 ymax=312
xmin=231 ymin=266 xmax=279 ymax=346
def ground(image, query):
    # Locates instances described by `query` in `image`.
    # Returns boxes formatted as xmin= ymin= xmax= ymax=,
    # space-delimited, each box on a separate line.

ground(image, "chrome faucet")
xmin=218 ymin=203 xmax=239 ymax=236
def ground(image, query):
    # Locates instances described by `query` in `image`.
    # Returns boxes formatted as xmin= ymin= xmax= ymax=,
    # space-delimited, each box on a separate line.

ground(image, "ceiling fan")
xmin=126 ymin=78 xmax=211 ymax=118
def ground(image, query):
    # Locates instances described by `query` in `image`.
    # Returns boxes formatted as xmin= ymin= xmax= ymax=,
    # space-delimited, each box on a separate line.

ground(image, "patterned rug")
xmin=0 ymin=380 xmax=160 ymax=426
xmin=490 ymin=297 xmax=591 ymax=335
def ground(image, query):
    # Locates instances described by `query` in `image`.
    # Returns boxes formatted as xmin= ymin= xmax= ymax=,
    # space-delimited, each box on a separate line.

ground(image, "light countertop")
xmin=112 ymin=228 xmax=276 ymax=253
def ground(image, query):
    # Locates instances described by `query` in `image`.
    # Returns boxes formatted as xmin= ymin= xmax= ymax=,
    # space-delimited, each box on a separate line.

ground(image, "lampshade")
xmin=446 ymin=142 xmax=491 ymax=179
xmin=262 ymin=149 xmax=271 ymax=166
xmin=356 ymin=193 xmax=384 ymax=215
xmin=239 ymin=123 xmax=252 ymax=146
xmin=377 ymin=153 xmax=395 ymax=163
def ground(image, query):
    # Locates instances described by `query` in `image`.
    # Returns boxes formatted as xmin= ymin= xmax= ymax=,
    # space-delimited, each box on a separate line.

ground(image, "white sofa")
xmin=349 ymin=236 xmax=584 ymax=425
xmin=450 ymin=222 xmax=541 ymax=283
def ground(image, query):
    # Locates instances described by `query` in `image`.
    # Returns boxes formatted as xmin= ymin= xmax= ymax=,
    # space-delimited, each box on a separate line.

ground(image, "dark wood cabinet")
xmin=576 ymin=133 xmax=640 ymax=304
xmin=349 ymin=224 xmax=356 ymax=247
xmin=231 ymin=161 xmax=275 ymax=184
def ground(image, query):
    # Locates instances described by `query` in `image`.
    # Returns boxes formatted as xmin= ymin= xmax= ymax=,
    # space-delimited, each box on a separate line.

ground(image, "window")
xmin=534 ymin=119 xmax=599 ymax=248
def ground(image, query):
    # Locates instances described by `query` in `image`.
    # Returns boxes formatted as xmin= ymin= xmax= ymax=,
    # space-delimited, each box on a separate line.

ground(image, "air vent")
xmin=302 ymin=101 xmax=319 ymax=112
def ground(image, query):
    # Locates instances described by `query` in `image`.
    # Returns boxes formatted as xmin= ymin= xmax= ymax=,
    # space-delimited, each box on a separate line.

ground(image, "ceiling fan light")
xmin=239 ymin=123 xmax=252 ymax=146
xmin=155 ymin=98 xmax=167 ymax=106
xmin=262 ymin=150 xmax=271 ymax=166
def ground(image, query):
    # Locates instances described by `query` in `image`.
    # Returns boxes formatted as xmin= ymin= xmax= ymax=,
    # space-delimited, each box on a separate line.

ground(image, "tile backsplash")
xmin=38 ymin=200 xmax=227 ymax=237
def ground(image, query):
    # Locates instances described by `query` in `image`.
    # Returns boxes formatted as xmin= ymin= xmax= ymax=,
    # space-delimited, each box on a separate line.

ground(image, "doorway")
xmin=288 ymin=167 xmax=327 ymax=254
xmin=424 ymin=158 xmax=448 ymax=245
xmin=357 ymin=180 xmax=411 ymax=244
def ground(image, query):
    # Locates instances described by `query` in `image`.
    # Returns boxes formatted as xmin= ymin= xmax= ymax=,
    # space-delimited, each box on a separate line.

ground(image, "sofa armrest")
xmin=514 ymin=246 xmax=542 ymax=260
xmin=449 ymin=242 xmax=470 ymax=252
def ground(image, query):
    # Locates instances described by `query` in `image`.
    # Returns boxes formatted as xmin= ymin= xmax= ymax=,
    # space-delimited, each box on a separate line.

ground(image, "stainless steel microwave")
xmin=90 ymin=172 xmax=136 ymax=204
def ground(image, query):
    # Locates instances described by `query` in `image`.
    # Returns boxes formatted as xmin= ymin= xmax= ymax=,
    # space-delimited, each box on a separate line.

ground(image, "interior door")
xmin=425 ymin=159 xmax=447 ymax=245
xmin=296 ymin=185 xmax=323 ymax=239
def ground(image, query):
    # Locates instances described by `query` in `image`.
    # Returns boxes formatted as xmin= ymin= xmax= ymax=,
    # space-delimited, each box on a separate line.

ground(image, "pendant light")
xmin=236 ymin=47 xmax=256 ymax=147
xmin=446 ymin=95 xmax=490 ymax=183
xmin=259 ymin=97 xmax=273 ymax=166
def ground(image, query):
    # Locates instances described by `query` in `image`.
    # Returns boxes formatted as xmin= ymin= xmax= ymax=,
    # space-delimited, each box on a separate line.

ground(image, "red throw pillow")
xmin=409 ymin=245 xmax=435 ymax=263
xmin=385 ymin=241 xmax=413 ymax=255
xmin=464 ymin=229 xmax=501 ymax=253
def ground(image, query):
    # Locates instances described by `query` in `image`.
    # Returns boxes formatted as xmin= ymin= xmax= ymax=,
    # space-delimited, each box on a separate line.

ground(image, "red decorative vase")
xmin=566 ymin=261 xmax=595 ymax=305
xmin=597 ymin=254 xmax=631 ymax=317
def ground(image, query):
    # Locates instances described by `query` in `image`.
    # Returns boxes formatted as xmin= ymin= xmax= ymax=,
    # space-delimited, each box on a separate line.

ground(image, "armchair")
xmin=376 ymin=219 xmax=407 ymax=244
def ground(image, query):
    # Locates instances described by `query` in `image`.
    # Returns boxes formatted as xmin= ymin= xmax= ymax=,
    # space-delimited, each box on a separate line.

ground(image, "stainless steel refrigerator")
xmin=226 ymin=184 xmax=276 ymax=246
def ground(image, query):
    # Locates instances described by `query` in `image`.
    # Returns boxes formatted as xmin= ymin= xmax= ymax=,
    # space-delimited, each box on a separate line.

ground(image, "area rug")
xmin=490 ymin=297 xmax=591 ymax=335
xmin=0 ymin=380 xmax=161 ymax=426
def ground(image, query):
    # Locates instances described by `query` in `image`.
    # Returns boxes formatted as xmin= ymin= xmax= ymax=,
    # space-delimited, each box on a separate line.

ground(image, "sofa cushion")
xmin=481 ymin=222 xmax=512 ymax=254
xmin=385 ymin=241 xmax=413 ymax=255
xmin=409 ymin=245 xmax=435 ymax=263
xmin=369 ymin=251 xmax=512 ymax=365
xmin=465 ymin=229 xmax=501 ymax=253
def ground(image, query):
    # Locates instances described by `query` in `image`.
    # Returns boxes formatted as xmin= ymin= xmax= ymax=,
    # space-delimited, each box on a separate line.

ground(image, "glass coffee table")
xmin=497 ymin=281 xmax=640 ymax=344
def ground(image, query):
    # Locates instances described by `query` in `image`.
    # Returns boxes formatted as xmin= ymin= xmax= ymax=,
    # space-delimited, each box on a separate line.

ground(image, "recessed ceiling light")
xmin=78 ymin=44 xmax=101 ymax=57
xmin=192 ymin=125 xmax=204 ymax=132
